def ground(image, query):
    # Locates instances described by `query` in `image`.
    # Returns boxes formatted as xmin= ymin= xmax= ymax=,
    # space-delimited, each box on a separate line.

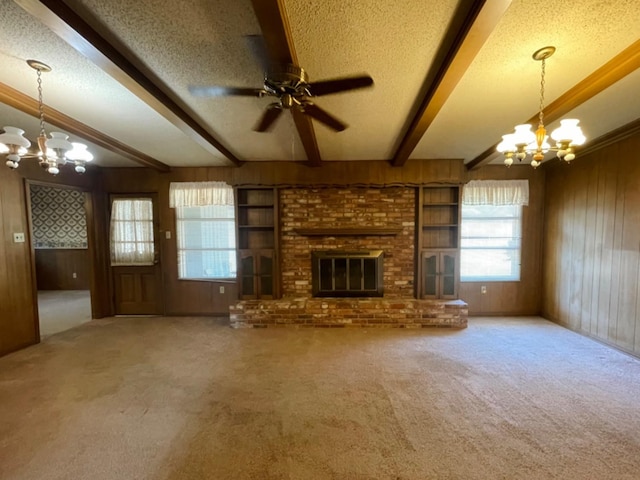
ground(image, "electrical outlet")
xmin=165 ymin=231 xmax=171 ymax=240
xmin=219 ymin=286 xmax=225 ymax=294
xmin=72 ymin=272 xmax=77 ymax=279
xmin=13 ymin=233 xmax=25 ymax=243
xmin=481 ymin=285 xmax=487 ymax=294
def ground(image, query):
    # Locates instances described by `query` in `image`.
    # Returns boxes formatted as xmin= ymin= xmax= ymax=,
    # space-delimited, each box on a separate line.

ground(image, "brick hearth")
xmin=230 ymin=298 xmax=468 ymax=328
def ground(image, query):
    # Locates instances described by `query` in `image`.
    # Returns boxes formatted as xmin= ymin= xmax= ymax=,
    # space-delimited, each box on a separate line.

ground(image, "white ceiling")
xmin=0 ymin=0 xmax=639 ymax=170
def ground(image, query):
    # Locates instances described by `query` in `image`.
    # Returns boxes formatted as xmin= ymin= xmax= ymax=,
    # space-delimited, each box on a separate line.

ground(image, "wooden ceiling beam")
xmin=466 ymin=38 xmax=640 ymax=170
xmin=0 ymin=82 xmax=170 ymax=171
xmin=391 ymin=0 xmax=512 ymax=167
xmin=250 ymin=0 xmax=322 ymax=166
xmin=14 ymin=0 xmax=243 ymax=167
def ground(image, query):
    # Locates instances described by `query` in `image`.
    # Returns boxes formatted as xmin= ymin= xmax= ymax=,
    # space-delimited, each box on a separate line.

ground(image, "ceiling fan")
xmin=189 ymin=40 xmax=374 ymax=132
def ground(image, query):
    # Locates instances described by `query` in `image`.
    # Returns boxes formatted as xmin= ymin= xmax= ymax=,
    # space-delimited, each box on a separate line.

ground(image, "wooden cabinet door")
xmin=238 ymin=250 xmax=275 ymax=299
xmin=422 ymin=251 xmax=439 ymax=298
xmin=420 ymin=250 xmax=458 ymax=299
xmin=256 ymin=250 xmax=274 ymax=299
xmin=239 ymin=251 xmax=258 ymax=299
xmin=440 ymin=251 xmax=458 ymax=299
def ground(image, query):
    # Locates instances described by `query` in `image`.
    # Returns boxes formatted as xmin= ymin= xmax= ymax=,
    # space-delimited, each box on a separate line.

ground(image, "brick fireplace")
xmin=229 ymin=187 xmax=467 ymax=328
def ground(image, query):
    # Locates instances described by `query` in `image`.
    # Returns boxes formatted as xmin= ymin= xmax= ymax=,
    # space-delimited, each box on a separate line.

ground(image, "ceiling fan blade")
xmin=188 ymin=85 xmax=265 ymax=97
xmin=255 ymin=104 xmax=283 ymax=132
xmin=301 ymin=103 xmax=347 ymax=132
xmin=307 ymin=75 xmax=374 ymax=96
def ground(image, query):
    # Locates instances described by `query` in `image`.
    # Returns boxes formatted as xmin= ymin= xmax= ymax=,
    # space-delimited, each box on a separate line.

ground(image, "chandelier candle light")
xmin=497 ymin=46 xmax=586 ymax=168
xmin=0 ymin=60 xmax=93 ymax=174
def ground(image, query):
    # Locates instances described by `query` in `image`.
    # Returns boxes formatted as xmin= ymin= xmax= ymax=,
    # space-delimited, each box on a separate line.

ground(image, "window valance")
xmin=462 ymin=180 xmax=529 ymax=206
xmin=169 ymin=181 xmax=234 ymax=207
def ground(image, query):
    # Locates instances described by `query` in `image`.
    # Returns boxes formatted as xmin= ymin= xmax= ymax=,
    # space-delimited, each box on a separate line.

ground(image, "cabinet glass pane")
xmin=443 ymin=254 xmax=455 ymax=275
xmin=423 ymin=254 xmax=437 ymax=296
xmin=442 ymin=254 xmax=456 ymax=296
xmin=442 ymin=276 xmax=455 ymax=296
xmin=242 ymin=276 xmax=254 ymax=296
xmin=241 ymin=256 xmax=254 ymax=275
xmin=260 ymin=254 xmax=273 ymax=275
xmin=261 ymin=276 xmax=273 ymax=296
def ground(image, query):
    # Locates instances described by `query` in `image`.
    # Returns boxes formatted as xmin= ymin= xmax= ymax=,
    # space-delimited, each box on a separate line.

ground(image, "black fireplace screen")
xmin=312 ymin=250 xmax=384 ymax=297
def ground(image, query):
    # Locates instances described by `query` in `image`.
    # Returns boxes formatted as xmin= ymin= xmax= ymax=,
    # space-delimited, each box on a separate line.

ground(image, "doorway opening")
xmin=28 ymin=183 xmax=93 ymax=339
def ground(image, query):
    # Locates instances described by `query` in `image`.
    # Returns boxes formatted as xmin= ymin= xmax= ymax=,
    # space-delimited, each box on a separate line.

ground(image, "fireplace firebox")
xmin=311 ymin=250 xmax=384 ymax=297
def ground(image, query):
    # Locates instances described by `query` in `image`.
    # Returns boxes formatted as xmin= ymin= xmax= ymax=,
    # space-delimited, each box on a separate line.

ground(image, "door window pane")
xmin=110 ymin=198 xmax=154 ymax=266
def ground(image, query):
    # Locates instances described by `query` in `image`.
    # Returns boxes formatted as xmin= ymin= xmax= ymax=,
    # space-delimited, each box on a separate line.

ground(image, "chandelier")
xmin=0 ymin=60 xmax=93 ymax=175
xmin=497 ymin=46 xmax=586 ymax=168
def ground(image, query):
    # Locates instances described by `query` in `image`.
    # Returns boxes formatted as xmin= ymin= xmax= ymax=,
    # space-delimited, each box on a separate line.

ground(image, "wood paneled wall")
xmin=460 ymin=166 xmax=545 ymax=315
xmin=0 ymin=166 xmax=38 ymax=355
xmin=542 ymin=132 xmax=640 ymax=355
xmin=35 ymin=249 xmax=90 ymax=290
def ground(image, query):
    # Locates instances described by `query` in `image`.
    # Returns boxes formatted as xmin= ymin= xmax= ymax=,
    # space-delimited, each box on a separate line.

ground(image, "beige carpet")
xmin=37 ymin=290 xmax=92 ymax=339
xmin=0 ymin=316 xmax=639 ymax=479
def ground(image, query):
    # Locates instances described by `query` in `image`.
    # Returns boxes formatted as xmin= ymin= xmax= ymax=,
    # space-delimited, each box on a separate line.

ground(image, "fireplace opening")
xmin=312 ymin=250 xmax=383 ymax=297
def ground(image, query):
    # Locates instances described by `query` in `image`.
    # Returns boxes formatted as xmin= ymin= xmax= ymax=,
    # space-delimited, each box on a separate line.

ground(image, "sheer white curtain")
xmin=169 ymin=181 xmax=236 ymax=280
xmin=110 ymin=198 xmax=155 ymax=266
xmin=462 ymin=180 xmax=529 ymax=206
xmin=169 ymin=181 xmax=234 ymax=207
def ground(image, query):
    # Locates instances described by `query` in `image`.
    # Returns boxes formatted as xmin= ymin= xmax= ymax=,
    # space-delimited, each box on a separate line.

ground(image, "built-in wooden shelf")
xmin=295 ymin=227 xmax=401 ymax=236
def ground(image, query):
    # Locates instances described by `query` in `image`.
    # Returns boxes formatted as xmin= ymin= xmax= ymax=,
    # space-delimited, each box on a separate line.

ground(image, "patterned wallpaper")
xmin=30 ymin=185 xmax=88 ymax=249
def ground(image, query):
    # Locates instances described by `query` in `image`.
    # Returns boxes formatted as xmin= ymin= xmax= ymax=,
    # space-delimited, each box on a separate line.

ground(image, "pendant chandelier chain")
xmin=36 ymin=68 xmax=47 ymax=139
xmin=538 ymin=57 xmax=546 ymax=128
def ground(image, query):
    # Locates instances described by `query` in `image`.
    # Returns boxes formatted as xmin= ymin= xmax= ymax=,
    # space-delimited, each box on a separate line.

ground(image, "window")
xmin=175 ymin=205 xmax=236 ymax=279
xmin=170 ymin=181 xmax=236 ymax=280
xmin=110 ymin=198 xmax=155 ymax=265
xmin=460 ymin=204 xmax=522 ymax=281
xmin=460 ymin=179 xmax=528 ymax=282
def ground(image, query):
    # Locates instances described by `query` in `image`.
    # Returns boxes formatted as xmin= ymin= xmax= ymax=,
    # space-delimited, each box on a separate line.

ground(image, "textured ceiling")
xmin=0 ymin=0 xmax=639 ymax=170
xmin=287 ymin=0 xmax=459 ymax=160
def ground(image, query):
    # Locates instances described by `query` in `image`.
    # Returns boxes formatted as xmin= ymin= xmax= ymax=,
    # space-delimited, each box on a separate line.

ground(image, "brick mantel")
xmin=294 ymin=227 xmax=402 ymax=236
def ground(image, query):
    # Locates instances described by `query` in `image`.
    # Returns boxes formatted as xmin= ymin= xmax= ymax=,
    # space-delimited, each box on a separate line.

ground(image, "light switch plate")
xmin=13 ymin=233 xmax=25 ymax=243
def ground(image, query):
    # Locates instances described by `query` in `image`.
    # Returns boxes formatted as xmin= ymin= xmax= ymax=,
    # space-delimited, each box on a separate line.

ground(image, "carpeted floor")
xmin=0 ymin=316 xmax=639 ymax=479
xmin=37 ymin=290 xmax=92 ymax=339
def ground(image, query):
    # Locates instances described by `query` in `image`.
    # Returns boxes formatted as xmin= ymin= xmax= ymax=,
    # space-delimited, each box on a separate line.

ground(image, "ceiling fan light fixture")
xmin=188 ymin=38 xmax=373 ymax=134
xmin=498 ymin=46 xmax=586 ymax=168
xmin=0 ymin=60 xmax=93 ymax=175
